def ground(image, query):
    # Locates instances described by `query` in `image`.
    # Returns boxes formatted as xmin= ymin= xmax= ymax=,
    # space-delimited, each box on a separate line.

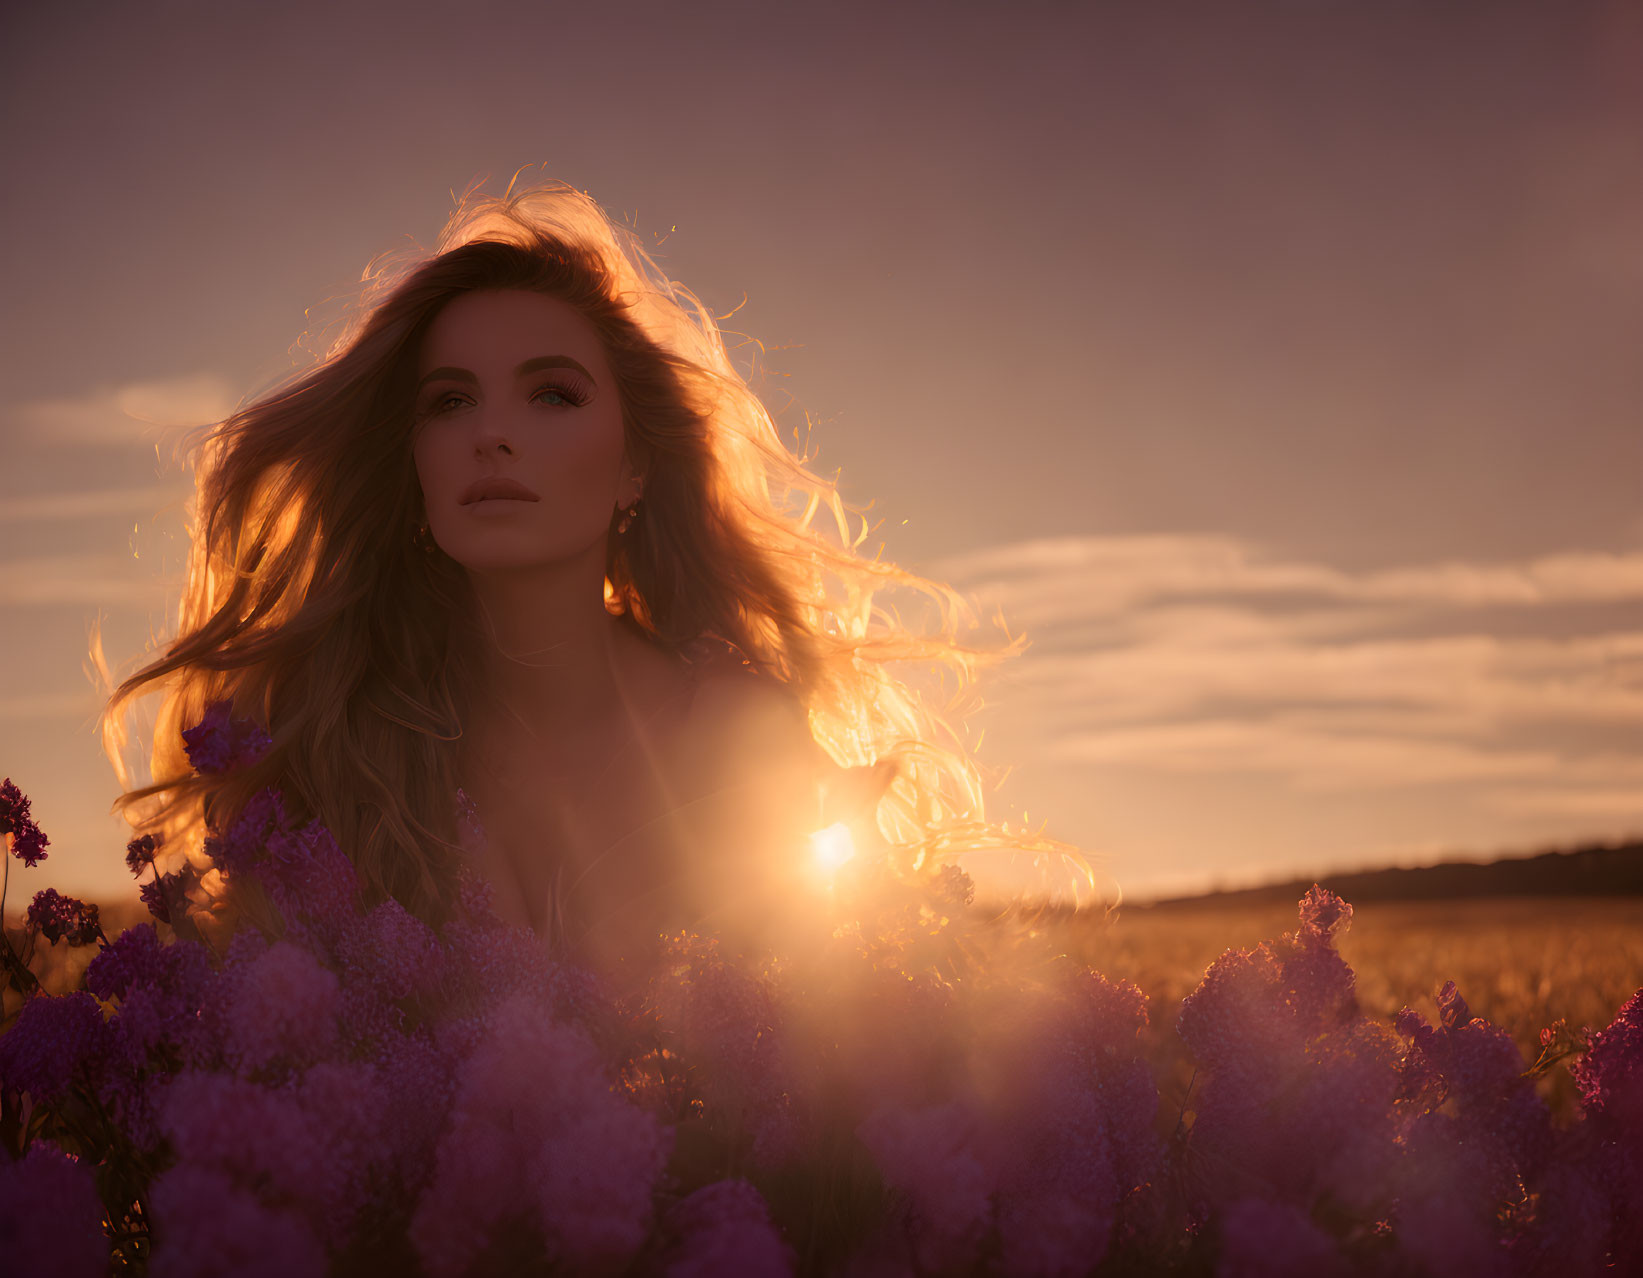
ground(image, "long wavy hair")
xmin=99 ymin=174 xmax=1093 ymax=939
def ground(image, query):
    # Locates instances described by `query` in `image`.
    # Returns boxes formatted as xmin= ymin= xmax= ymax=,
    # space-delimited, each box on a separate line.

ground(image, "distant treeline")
xmin=1132 ymin=838 xmax=1643 ymax=911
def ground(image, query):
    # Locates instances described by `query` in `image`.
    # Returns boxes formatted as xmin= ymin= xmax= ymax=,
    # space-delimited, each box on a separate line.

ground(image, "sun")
xmin=808 ymin=822 xmax=856 ymax=874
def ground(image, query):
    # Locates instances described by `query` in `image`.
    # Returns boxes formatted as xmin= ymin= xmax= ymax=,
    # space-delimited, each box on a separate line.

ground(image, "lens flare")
xmin=809 ymin=822 xmax=856 ymax=873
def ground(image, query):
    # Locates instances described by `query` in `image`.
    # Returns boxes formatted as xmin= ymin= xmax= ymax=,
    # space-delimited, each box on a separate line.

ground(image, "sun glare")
xmin=809 ymin=822 xmax=856 ymax=873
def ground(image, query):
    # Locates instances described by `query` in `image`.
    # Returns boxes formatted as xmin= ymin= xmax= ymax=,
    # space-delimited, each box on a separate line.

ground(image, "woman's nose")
xmin=472 ymin=414 xmax=514 ymax=456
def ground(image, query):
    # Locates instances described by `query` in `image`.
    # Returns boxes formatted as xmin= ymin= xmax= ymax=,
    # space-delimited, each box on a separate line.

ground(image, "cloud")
xmin=944 ymin=534 xmax=1643 ymax=814
xmin=1048 ymin=720 xmax=1633 ymax=794
xmin=1485 ymin=786 xmax=1643 ymax=822
xmin=0 ymin=484 xmax=194 ymax=524
xmin=0 ymin=690 xmax=104 ymax=724
xmin=931 ymin=534 xmax=1643 ymax=631
xmin=13 ymin=372 xmax=240 ymax=447
xmin=0 ymin=553 xmax=179 ymax=607
xmin=1001 ymin=624 xmax=1643 ymax=731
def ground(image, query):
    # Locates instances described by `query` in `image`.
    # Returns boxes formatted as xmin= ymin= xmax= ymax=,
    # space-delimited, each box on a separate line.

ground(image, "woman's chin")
xmin=439 ymin=538 xmax=608 ymax=576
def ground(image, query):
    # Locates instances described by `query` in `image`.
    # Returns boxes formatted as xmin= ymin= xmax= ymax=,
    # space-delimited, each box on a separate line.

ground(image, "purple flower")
xmin=0 ymin=991 xmax=110 ymax=1102
xmin=1 ymin=777 xmax=50 ymax=866
xmin=1392 ymin=1122 xmax=1521 ymax=1272
xmin=857 ymin=1100 xmax=994 ymax=1271
xmin=409 ymin=992 xmax=671 ymax=1276
xmin=1570 ymin=985 xmax=1643 ymax=1128
xmin=148 ymin=1163 xmax=327 ymax=1278
xmin=371 ymin=1027 xmax=460 ymax=1200
xmin=86 ymin=922 xmax=171 ymax=1000
xmin=1560 ymin=986 xmax=1643 ymax=1265
xmin=159 ymin=1062 xmax=392 ymax=1256
xmin=83 ymin=924 xmax=216 ymax=1145
xmin=25 ymin=887 xmax=102 ymax=946
xmin=1216 ymin=1198 xmax=1346 ymax=1278
xmin=0 ymin=1143 xmax=108 ymax=1278
xmin=102 ymin=986 xmax=209 ymax=1149
xmin=201 ymin=788 xmax=359 ymax=950
xmin=1178 ymin=886 xmax=1359 ymax=1085
xmin=650 ymin=934 xmax=809 ymax=1168
xmin=218 ymin=941 xmax=341 ymax=1075
xmin=1394 ymin=984 xmax=1551 ymax=1186
xmin=659 ymin=1180 xmax=796 ymax=1277
xmin=829 ymin=964 xmax=962 ymax=1109
xmin=335 ymin=897 xmax=445 ymax=1004
xmin=260 ymin=818 xmax=361 ymax=951
xmin=1174 ymin=888 xmax=1403 ymax=1226
xmin=139 ymin=865 xmax=198 ymax=926
xmin=436 ymin=913 xmax=607 ymax=1030
xmin=1176 ymin=946 xmax=1302 ymax=1086
xmin=202 ymin=787 xmax=284 ymax=877
xmin=1296 ymin=882 xmax=1352 ymax=941
xmin=972 ymin=982 xmax=1136 ymax=1277
xmin=125 ymin=832 xmax=160 ymax=876
xmin=180 ymin=700 xmax=274 ymax=775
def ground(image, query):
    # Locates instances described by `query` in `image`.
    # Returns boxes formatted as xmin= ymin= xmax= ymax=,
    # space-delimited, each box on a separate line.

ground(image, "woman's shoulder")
xmin=680 ymin=658 xmax=814 ymax=764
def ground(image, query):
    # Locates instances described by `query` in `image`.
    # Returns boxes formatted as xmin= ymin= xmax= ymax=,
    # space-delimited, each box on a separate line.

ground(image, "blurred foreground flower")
xmin=2 ymin=710 xmax=1641 ymax=1274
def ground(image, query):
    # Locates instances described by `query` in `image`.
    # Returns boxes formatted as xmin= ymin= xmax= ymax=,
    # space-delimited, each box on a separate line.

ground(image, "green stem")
xmin=0 ymin=934 xmax=41 ymax=999
xmin=0 ymin=837 xmax=43 ymax=1000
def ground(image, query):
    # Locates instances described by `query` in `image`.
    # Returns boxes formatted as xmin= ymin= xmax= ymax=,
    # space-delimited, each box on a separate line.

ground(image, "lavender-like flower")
xmin=857 ymin=1099 xmax=994 ymax=1271
xmin=97 ymin=934 xmax=217 ymax=1152
xmin=181 ymin=700 xmax=274 ymax=775
xmin=409 ymin=992 xmax=672 ymax=1276
xmin=1558 ymin=985 xmax=1643 ymax=1266
xmin=86 ymin=921 xmax=174 ymax=1000
xmin=124 ymin=832 xmax=160 ymax=877
xmin=649 ymin=933 xmax=810 ymax=1169
xmin=0 ymin=777 xmax=50 ymax=866
xmin=0 ymin=990 xmax=111 ymax=1102
xmin=334 ymin=896 xmax=446 ymax=1004
xmin=201 ymin=787 xmax=359 ymax=952
xmin=1216 ymin=1197 xmax=1347 ymax=1278
xmin=1174 ymin=884 xmax=1396 ymax=1234
xmin=159 ymin=1061 xmax=394 ymax=1257
xmin=148 ymin=1162 xmax=327 ymax=1278
xmin=139 ymin=865 xmax=198 ymax=926
xmin=218 ymin=941 xmax=342 ymax=1075
xmin=658 ymin=1180 xmax=796 ymax=1277
xmin=1570 ymin=984 xmax=1643 ymax=1125
xmin=26 ymin=887 xmax=102 ymax=946
xmin=0 ymin=1143 xmax=109 ymax=1278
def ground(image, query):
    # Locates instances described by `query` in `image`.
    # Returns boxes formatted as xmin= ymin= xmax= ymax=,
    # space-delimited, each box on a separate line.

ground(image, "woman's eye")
xmin=414 ymin=392 xmax=468 ymax=419
xmin=420 ymin=382 xmax=589 ymax=418
xmin=533 ymin=382 xmax=589 ymax=408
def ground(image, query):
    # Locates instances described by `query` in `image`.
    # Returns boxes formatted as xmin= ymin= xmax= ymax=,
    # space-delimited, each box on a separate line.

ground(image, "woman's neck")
xmin=457 ymin=548 xmax=683 ymax=751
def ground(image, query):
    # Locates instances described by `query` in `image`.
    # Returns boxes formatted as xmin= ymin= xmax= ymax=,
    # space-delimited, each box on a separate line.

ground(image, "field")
xmin=1036 ymin=893 xmax=1643 ymax=1125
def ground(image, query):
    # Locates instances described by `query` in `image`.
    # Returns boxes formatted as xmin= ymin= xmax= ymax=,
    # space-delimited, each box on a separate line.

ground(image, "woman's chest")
xmin=462 ymin=740 xmax=695 ymax=939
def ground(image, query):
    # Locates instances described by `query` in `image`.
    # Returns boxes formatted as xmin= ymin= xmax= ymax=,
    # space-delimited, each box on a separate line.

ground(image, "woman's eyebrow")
xmin=416 ymin=355 xmax=596 ymax=389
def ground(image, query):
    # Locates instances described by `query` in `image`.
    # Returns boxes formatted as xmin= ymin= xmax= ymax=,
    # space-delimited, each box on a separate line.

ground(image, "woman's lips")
xmin=459 ymin=476 xmax=541 ymax=505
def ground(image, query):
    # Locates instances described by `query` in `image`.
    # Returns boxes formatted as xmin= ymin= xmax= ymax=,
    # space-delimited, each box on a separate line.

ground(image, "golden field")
xmin=1039 ymin=893 xmax=1643 ymax=1125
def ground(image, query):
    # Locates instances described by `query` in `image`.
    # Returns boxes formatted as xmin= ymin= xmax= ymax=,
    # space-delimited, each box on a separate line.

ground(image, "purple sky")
xmin=2 ymin=0 xmax=1639 ymax=908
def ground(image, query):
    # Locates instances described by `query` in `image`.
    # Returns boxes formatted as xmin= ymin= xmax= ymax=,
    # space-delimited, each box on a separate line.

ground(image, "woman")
xmin=99 ymin=177 xmax=1012 ymax=976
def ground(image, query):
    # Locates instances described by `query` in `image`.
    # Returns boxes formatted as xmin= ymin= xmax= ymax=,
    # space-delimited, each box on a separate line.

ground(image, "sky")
xmin=1 ymin=0 xmax=1638 ymax=911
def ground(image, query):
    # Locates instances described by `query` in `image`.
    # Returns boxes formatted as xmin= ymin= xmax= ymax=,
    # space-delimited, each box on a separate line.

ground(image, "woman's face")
xmin=412 ymin=288 xmax=635 ymax=573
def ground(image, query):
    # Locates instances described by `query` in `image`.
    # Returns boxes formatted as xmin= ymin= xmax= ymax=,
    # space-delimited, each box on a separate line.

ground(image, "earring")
xmin=616 ymin=500 xmax=641 ymax=535
xmin=413 ymin=520 xmax=436 ymax=552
